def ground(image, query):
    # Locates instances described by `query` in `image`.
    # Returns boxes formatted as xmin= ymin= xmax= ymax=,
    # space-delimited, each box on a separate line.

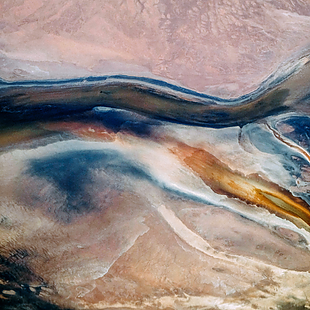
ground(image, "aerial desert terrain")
xmin=1 ymin=1 xmax=310 ymax=309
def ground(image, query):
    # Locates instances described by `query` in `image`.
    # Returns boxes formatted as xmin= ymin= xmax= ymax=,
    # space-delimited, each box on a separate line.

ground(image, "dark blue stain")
xmin=278 ymin=116 xmax=310 ymax=150
xmin=0 ymin=103 xmax=96 ymax=129
xmin=27 ymin=149 xmax=151 ymax=222
xmin=91 ymin=107 xmax=161 ymax=136
xmin=0 ymin=103 xmax=162 ymax=134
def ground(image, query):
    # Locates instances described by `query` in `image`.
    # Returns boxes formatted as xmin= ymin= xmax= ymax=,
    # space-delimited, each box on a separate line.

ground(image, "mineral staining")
xmin=1 ymin=53 xmax=310 ymax=309
xmin=1 ymin=53 xmax=310 ymax=128
xmin=173 ymin=142 xmax=310 ymax=230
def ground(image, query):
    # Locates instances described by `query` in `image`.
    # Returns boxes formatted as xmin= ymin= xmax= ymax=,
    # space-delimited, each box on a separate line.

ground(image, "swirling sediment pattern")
xmin=1 ymin=51 xmax=310 ymax=310
xmin=1 ymin=52 xmax=310 ymax=128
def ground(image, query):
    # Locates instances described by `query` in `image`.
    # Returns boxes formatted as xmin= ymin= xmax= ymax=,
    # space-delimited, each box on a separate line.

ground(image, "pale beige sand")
xmin=1 ymin=0 xmax=310 ymax=97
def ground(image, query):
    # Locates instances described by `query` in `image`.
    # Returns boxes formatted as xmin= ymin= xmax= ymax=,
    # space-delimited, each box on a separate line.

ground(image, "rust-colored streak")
xmin=0 ymin=122 xmax=116 ymax=148
xmin=0 ymin=125 xmax=51 ymax=148
xmin=173 ymin=143 xmax=310 ymax=229
xmin=42 ymin=122 xmax=116 ymax=141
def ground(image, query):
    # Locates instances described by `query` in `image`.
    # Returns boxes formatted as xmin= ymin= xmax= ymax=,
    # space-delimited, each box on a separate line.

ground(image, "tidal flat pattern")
xmin=1 ymin=52 xmax=310 ymax=310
